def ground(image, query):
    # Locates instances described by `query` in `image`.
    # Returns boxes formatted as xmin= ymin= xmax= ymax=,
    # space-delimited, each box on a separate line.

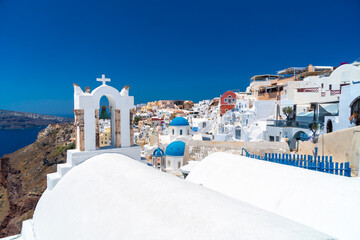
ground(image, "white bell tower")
xmin=73 ymin=74 xmax=135 ymax=151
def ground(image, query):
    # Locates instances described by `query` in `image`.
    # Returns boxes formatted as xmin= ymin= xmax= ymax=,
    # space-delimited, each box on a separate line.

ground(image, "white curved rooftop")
xmin=330 ymin=64 xmax=360 ymax=82
xmin=31 ymin=153 xmax=330 ymax=240
xmin=186 ymin=152 xmax=360 ymax=240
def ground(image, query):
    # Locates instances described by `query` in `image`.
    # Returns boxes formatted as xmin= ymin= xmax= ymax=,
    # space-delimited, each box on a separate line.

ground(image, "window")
xmin=187 ymin=129 xmax=190 ymax=135
xmin=329 ymin=84 xmax=332 ymax=90
xmin=180 ymin=130 xmax=183 ymax=135
xmin=269 ymin=136 xmax=274 ymax=142
xmin=276 ymin=136 xmax=280 ymax=142
xmin=172 ymin=129 xmax=175 ymax=135
xmin=167 ymin=160 xmax=171 ymax=166
xmin=321 ymin=83 xmax=324 ymax=88
xmin=224 ymin=98 xmax=227 ymax=103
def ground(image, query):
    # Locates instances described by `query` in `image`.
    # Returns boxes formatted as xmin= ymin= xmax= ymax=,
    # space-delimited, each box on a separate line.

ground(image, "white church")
xmin=4 ymin=75 xmax=360 ymax=240
xmin=151 ymin=116 xmax=191 ymax=173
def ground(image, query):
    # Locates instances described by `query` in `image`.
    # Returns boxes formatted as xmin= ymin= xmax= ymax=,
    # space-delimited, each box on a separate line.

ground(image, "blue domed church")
xmin=169 ymin=117 xmax=192 ymax=142
xmin=165 ymin=141 xmax=186 ymax=171
xmin=151 ymin=147 xmax=166 ymax=170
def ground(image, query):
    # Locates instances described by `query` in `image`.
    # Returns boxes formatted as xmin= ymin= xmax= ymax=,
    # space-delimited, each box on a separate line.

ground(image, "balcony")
xmin=266 ymin=120 xmax=314 ymax=129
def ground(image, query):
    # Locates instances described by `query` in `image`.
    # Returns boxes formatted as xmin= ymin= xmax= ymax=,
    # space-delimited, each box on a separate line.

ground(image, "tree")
xmin=100 ymin=106 xmax=110 ymax=119
xmin=134 ymin=116 xmax=141 ymax=125
xmin=282 ymin=106 xmax=293 ymax=121
xmin=308 ymin=122 xmax=319 ymax=136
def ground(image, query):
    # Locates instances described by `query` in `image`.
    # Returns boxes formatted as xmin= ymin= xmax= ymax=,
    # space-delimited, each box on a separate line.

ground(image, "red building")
xmin=220 ymin=90 xmax=237 ymax=114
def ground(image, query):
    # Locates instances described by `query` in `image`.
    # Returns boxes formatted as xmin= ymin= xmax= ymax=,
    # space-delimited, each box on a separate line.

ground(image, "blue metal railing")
xmin=241 ymin=149 xmax=351 ymax=177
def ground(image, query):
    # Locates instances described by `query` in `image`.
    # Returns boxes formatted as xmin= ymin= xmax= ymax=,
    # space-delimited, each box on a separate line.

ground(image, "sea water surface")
xmin=0 ymin=127 xmax=46 ymax=157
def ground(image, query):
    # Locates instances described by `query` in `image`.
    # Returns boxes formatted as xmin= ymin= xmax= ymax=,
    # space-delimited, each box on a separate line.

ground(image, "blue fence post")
xmin=335 ymin=162 xmax=339 ymax=175
xmin=320 ymin=160 xmax=324 ymax=173
xmin=297 ymin=155 xmax=300 ymax=167
xmin=330 ymin=161 xmax=334 ymax=174
xmin=345 ymin=162 xmax=351 ymax=177
xmin=340 ymin=163 xmax=344 ymax=176
xmin=289 ymin=154 xmax=292 ymax=165
xmin=325 ymin=161 xmax=329 ymax=174
xmin=303 ymin=155 xmax=306 ymax=168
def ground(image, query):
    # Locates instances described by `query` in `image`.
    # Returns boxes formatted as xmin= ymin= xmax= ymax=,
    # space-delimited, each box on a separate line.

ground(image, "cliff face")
xmin=0 ymin=123 xmax=75 ymax=237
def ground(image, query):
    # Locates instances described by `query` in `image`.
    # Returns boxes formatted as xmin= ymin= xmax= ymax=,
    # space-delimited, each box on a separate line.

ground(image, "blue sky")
xmin=0 ymin=0 xmax=359 ymax=115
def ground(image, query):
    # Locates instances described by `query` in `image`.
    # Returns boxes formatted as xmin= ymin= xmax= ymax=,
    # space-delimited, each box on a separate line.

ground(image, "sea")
xmin=0 ymin=127 xmax=46 ymax=158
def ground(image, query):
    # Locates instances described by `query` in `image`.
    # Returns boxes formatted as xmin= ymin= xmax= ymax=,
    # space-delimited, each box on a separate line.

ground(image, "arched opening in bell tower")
xmin=98 ymin=96 xmax=113 ymax=148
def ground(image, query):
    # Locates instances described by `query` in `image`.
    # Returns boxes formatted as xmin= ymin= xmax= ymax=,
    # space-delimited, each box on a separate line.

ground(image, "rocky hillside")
xmin=0 ymin=123 xmax=75 ymax=237
xmin=0 ymin=109 xmax=73 ymax=129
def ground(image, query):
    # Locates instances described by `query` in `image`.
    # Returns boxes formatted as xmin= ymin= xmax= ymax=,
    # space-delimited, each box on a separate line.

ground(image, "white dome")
xmin=330 ymin=64 xmax=360 ymax=82
xmin=32 ymin=153 xmax=329 ymax=240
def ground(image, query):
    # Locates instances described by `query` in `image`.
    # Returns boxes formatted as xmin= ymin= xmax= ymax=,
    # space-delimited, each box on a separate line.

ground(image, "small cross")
xmin=96 ymin=74 xmax=111 ymax=85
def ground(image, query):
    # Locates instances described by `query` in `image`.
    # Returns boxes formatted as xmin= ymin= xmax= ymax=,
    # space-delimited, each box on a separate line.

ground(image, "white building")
xmin=246 ymin=74 xmax=279 ymax=93
xmin=168 ymin=117 xmax=192 ymax=142
xmin=165 ymin=140 xmax=185 ymax=172
xmin=325 ymin=83 xmax=360 ymax=132
xmin=282 ymin=64 xmax=360 ymax=107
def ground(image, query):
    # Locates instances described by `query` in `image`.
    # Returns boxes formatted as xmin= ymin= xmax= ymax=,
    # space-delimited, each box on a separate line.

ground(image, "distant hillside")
xmin=0 ymin=123 xmax=75 ymax=237
xmin=0 ymin=110 xmax=73 ymax=129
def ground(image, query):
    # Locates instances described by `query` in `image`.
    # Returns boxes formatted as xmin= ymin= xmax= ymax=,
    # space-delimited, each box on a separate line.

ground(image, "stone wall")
xmin=183 ymin=140 xmax=290 ymax=164
xmin=297 ymin=126 xmax=360 ymax=176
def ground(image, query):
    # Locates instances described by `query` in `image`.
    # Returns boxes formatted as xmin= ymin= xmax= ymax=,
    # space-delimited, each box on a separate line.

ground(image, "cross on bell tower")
xmin=96 ymin=74 xmax=111 ymax=85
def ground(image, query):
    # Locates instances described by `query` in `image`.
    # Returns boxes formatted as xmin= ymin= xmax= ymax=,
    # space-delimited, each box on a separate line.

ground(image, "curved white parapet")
xmin=186 ymin=152 xmax=360 ymax=240
xmin=33 ymin=153 xmax=330 ymax=240
xmin=46 ymin=147 xmax=141 ymax=190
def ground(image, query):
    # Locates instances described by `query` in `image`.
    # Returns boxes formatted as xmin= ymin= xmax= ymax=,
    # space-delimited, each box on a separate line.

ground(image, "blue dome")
xmin=153 ymin=147 xmax=165 ymax=157
xmin=170 ymin=117 xmax=189 ymax=126
xmin=165 ymin=141 xmax=186 ymax=156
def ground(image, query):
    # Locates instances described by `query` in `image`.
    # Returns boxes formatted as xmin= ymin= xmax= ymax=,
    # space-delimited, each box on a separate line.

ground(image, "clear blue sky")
xmin=1 ymin=0 xmax=359 ymax=115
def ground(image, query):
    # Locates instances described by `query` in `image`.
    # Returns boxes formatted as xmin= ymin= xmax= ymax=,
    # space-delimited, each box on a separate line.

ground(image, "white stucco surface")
xmin=32 ymin=153 xmax=330 ymax=240
xmin=186 ymin=152 xmax=360 ymax=240
xmin=336 ymin=83 xmax=360 ymax=130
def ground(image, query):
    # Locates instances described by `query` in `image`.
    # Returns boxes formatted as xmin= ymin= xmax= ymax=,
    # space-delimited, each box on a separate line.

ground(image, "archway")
xmin=326 ymin=120 xmax=333 ymax=133
xmin=98 ymin=96 xmax=113 ymax=148
xmin=350 ymin=96 xmax=360 ymax=126
xmin=290 ymin=131 xmax=307 ymax=151
xmin=350 ymin=96 xmax=360 ymax=115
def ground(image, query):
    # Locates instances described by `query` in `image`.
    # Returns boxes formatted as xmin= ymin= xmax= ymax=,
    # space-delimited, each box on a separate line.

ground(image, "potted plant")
xmin=309 ymin=122 xmax=320 ymax=143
